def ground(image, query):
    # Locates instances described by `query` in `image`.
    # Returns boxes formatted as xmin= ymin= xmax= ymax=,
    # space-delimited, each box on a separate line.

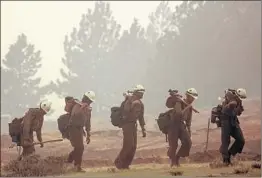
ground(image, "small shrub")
xmin=233 ymin=166 xmax=249 ymax=174
xmin=169 ymin=170 xmax=183 ymax=176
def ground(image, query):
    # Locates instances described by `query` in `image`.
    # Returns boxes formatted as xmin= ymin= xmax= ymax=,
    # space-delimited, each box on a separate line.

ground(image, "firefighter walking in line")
xmin=219 ymin=88 xmax=247 ymax=165
xmin=166 ymin=88 xmax=198 ymax=167
xmin=19 ymin=101 xmax=52 ymax=160
xmin=114 ymin=84 xmax=146 ymax=169
xmin=67 ymin=91 xmax=95 ymax=172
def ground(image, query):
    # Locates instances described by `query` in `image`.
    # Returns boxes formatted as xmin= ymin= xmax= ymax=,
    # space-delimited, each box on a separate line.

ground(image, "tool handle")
xmin=33 ymin=139 xmax=63 ymax=145
xmin=177 ymin=97 xmax=200 ymax=113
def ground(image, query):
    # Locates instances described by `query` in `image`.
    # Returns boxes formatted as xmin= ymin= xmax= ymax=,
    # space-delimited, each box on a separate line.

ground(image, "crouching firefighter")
xmin=219 ymin=88 xmax=247 ymax=165
xmin=166 ymin=88 xmax=198 ymax=167
xmin=67 ymin=91 xmax=95 ymax=172
xmin=8 ymin=101 xmax=52 ymax=160
xmin=114 ymin=85 xmax=146 ymax=169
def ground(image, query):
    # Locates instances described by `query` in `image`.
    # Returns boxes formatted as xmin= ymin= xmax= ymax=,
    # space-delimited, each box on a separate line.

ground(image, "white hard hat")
xmin=186 ymin=88 xmax=198 ymax=99
xmin=236 ymin=88 xmax=247 ymax=100
xmin=84 ymin=91 xmax=96 ymax=102
xmin=40 ymin=101 xmax=52 ymax=113
xmin=133 ymin=84 xmax=145 ymax=93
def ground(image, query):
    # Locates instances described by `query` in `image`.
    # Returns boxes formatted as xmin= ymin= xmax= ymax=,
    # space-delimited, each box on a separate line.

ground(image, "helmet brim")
xmin=187 ymin=93 xmax=198 ymax=99
xmin=90 ymin=97 xmax=95 ymax=102
xmin=42 ymin=108 xmax=50 ymax=113
xmin=88 ymin=98 xmax=95 ymax=102
xmin=134 ymin=91 xmax=145 ymax=94
xmin=238 ymin=96 xmax=247 ymax=100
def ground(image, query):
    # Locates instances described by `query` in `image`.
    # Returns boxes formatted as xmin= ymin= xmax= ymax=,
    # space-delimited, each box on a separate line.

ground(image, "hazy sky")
xmin=1 ymin=1 xmax=181 ymax=86
xmin=1 ymin=1 xmax=181 ymax=120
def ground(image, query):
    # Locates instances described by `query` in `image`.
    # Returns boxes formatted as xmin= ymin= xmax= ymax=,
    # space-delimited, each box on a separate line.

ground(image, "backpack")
xmin=57 ymin=113 xmax=70 ymax=139
xmin=156 ymin=111 xmax=171 ymax=135
xmin=211 ymin=104 xmax=222 ymax=127
xmin=110 ymin=106 xmax=123 ymax=127
xmin=8 ymin=117 xmax=23 ymax=145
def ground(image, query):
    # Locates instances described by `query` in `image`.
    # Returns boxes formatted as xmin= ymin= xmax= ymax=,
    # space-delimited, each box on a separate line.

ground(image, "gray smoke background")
xmin=1 ymin=1 xmax=261 ymax=133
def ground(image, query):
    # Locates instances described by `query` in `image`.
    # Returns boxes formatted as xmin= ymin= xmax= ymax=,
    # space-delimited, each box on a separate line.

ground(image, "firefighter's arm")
xmin=35 ymin=116 xmax=44 ymax=147
xmin=85 ymin=110 xmax=91 ymax=137
xmin=133 ymin=101 xmax=146 ymax=137
xmin=36 ymin=119 xmax=43 ymax=143
xmin=235 ymin=102 xmax=244 ymax=116
xmin=22 ymin=111 xmax=34 ymax=145
xmin=226 ymin=100 xmax=238 ymax=110
xmin=173 ymin=101 xmax=183 ymax=118
xmin=83 ymin=107 xmax=91 ymax=144
xmin=132 ymin=101 xmax=145 ymax=129
xmin=166 ymin=96 xmax=175 ymax=108
xmin=139 ymin=104 xmax=146 ymax=131
xmin=36 ymin=128 xmax=43 ymax=144
xmin=185 ymin=110 xmax=192 ymax=136
xmin=224 ymin=92 xmax=238 ymax=109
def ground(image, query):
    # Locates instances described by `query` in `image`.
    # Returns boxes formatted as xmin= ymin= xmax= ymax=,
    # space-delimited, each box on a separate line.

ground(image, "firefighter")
xmin=219 ymin=88 xmax=247 ymax=165
xmin=19 ymin=101 xmax=52 ymax=159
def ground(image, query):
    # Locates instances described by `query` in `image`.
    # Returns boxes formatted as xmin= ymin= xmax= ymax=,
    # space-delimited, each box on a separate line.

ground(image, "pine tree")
xmin=1 ymin=34 xmax=44 ymax=117
xmin=57 ymin=1 xmax=121 ymax=116
xmin=155 ymin=1 xmax=261 ymax=107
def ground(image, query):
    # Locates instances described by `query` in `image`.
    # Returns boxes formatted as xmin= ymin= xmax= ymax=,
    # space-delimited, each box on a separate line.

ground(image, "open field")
xmin=1 ymin=99 xmax=261 ymax=177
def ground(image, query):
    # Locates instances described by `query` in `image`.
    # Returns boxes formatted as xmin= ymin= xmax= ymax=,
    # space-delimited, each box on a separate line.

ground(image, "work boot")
xmin=170 ymin=161 xmax=174 ymax=168
xmin=116 ymin=165 xmax=128 ymax=170
xmin=114 ymin=159 xmax=124 ymax=170
xmin=74 ymin=165 xmax=85 ymax=172
xmin=171 ymin=156 xmax=180 ymax=167
xmin=175 ymin=156 xmax=181 ymax=167
xmin=223 ymin=157 xmax=232 ymax=166
xmin=121 ymin=166 xmax=130 ymax=170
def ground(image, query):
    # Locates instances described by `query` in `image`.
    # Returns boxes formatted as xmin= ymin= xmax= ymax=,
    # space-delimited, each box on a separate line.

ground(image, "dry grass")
xmin=209 ymin=158 xmax=227 ymax=169
xmin=74 ymin=162 xmax=261 ymax=177
xmin=2 ymin=159 xmax=260 ymax=177
xmin=168 ymin=170 xmax=183 ymax=176
xmin=2 ymin=154 xmax=68 ymax=177
xmin=1 ymin=151 xmax=261 ymax=177
xmin=251 ymin=162 xmax=261 ymax=169
xmin=233 ymin=166 xmax=250 ymax=174
xmin=209 ymin=157 xmax=245 ymax=169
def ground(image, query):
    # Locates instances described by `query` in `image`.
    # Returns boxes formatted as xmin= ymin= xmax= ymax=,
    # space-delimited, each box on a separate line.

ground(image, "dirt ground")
xmin=62 ymin=162 xmax=261 ymax=178
xmin=1 ymin=99 xmax=261 ymax=177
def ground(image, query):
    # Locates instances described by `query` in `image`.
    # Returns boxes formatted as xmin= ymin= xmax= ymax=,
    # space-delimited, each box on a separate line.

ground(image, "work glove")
xmin=86 ymin=135 xmax=90 ymax=144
